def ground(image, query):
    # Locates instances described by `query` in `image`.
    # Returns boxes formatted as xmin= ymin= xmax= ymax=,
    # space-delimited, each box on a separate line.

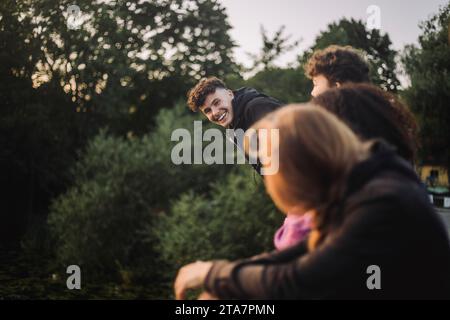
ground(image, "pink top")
xmin=274 ymin=212 xmax=313 ymax=250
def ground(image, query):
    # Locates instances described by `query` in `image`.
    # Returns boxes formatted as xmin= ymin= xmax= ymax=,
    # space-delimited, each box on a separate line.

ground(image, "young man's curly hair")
xmin=187 ymin=77 xmax=227 ymax=112
xmin=305 ymin=45 xmax=370 ymax=85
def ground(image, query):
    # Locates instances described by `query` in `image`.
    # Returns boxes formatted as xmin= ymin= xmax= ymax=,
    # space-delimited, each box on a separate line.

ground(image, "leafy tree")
xmin=299 ymin=18 xmax=400 ymax=92
xmin=0 ymin=1 xmax=90 ymax=243
xmin=245 ymin=67 xmax=311 ymax=103
xmin=47 ymin=102 xmax=231 ymax=287
xmin=0 ymin=0 xmax=239 ymax=243
xmin=247 ymin=25 xmax=299 ymax=73
xmin=13 ymin=0 xmax=238 ymax=134
xmin=401 ymin=4 xmax=450 ymax=175
xmin=236 ymin=25 xmax=309 ymax=104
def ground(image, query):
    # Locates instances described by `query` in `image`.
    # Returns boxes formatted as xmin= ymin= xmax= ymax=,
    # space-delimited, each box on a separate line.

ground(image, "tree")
xmin=0 ymin=0 xmax=239 ymax=243
xmin=0 ymin=1 xmax=89 ymax=243
xmin=245 ymin=67 xmax=311 ymax=103
xmin=247 ymin=25 xmax=299 ymax=74
xmin=47 ymin=102 xmax=231 ymax=289
xmin=299 ymin=18 xmax=400 ymax=92
xmin=401 ymin=4 xmax=450 ymax=175
xmin=239 ymin=25 xmax=309 ymax=104
xmin=16 ymin=0 xmax=238 ymax=134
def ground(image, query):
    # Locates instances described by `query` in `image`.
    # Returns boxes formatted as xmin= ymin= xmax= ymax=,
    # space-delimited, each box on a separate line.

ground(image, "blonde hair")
xmin=251 ymin=103 xmax=371 ymax=250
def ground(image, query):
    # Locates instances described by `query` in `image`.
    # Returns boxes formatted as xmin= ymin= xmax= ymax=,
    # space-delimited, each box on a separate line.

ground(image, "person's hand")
xmin=174 ymin=261 xmax=213 ymax=300
xmin=197 ymin=291 xmax=218 ymax=300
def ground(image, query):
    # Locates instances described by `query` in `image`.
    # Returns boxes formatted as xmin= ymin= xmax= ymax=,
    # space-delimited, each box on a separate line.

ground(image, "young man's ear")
xmin=227 ymin=89 xmax=234 ymax=97
xmin=335 ymin=82 xmax=341 ymax=88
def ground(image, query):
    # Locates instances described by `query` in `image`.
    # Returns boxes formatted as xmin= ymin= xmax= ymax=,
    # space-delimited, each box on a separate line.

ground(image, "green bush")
xmin=48 ymin=101 xmax=283 ymax=297
xmin=157 ymin=166 xmax=283 ymax=287
xmin=48 ymin=103 xmax=230 ymax=286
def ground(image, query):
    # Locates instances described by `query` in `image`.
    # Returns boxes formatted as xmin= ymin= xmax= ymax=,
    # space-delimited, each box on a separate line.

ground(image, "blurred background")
xmin=0 ymin=0 xmax=449 ymax=299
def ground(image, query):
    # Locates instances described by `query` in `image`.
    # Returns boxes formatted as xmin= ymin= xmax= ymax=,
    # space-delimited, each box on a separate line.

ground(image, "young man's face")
xmin=200 ymin=88 xmax=234 ymax=127
xmin=311 ymin=74 xmax=332 ymax=97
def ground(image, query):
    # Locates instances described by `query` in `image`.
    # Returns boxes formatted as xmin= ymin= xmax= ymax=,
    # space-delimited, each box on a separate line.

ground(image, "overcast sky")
xmin=219 ymin=0 xmax=449 ymax=68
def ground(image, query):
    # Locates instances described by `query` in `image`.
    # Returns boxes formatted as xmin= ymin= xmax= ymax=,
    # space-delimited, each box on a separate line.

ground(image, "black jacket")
xmin=204 ymin=142 xmax=450 ymax=299
xmin=228 ymin=88 xmax=283 ymax=174
xmin=229 ymin=87 xmax=283 ymax=132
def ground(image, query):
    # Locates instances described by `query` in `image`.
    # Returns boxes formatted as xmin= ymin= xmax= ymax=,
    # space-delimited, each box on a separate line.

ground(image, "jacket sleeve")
xmin=203 ymin=239 xmax=355 ymax=299
xmin=203 ymin=195 xmax=400 ymax=299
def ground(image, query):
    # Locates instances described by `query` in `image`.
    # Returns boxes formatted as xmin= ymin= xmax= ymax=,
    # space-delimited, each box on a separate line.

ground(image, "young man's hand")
xmin=174 ymin=261 xmax=213 ymax=300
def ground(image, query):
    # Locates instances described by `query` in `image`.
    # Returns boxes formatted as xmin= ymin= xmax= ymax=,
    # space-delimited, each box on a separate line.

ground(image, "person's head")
xmin=250 ymin=104 xmax=371 ymax=249
xmin=312 ymin=83 xmax=418 ymax=163
xmin=187 ymin=77 xmax=234 ymax=127
xmin=305 ymin=45 xmax=370 ymax=97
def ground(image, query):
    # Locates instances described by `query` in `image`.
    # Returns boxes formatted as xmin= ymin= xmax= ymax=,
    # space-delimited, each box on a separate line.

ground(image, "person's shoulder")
xmin=348 ymin=170 xmax=423 ymax=206
xmin=344 ymin=169 xmax=433 ymax=229
xmin=243 ymin=91 xmax=284 ymax=116
xmin=365 ymin=170 xmax=424 ymax=200
xmin=246 ymin=95 xmax=283 ymax=107
xmin=234 ymin=87 xmax=282 ymax=105
xmin=233 ymin=87 xmax=258 ymax=97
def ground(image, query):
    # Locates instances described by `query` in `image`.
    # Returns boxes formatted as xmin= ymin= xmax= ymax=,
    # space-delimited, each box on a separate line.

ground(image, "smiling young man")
xmin=305 ymin=45 xmax=371 ymax=97
xmin=186 ymin=77 xmax=313 ymax=270
xmin=187 ymin=77 xmax=283 ymax=132
xmin=187 ymin=77 xmax=283 ymax=174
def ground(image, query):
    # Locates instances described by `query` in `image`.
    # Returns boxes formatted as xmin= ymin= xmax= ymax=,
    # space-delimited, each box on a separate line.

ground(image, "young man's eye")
xmin=204 ymin=108 xmax=211 ymax=114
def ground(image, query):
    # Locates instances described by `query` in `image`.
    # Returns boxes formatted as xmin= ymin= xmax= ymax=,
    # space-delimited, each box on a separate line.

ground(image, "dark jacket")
xmin=229 ymin=87 xmax=283 ymax=132
xmin=204 ymin=142 xmax=450 ymax=299
xmin=228 ymin=88 xmax=283 ymax=174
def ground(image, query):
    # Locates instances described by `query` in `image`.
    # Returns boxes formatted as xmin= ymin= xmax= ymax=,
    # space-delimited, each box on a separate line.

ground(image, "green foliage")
xmin=47 ymin=102 xmax=231 ymax=285
xmin=239 ymin=18 xmax=401 ymax=105
xmin=247 ymin=25 xmax=300 ymax=73
xmin=0 ymin=0 xmax=240 ymax=244
xmin=47 ymin=101 xmax=283 ymax=296
xmin=299 ymin=18 xmax=400 ymax=92
xmin=48 ymin=136 xmax=159 ymax=282
xmin=245 ymin=67 xmax=311 ymax=103
xmin=7 ymin=0 xmax=450 ymax=300
xmin=0 ymin=59 xmax=89 ymax=244
xmin=3 ymin=0 xmax=239 ymax=134
xmin=401 ymin=4 xmax=450 ymax=171
xmin=157 ymin=166 xmax=282 ymax=286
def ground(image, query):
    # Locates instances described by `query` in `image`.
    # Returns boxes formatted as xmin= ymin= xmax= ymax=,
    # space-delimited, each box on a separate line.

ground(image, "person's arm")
xmin=173 ymin=240 xmax=309 ymax=300
xmin=203 ymin=197 xmax=399 ymax=299
xmin=203 ymin=241 xmax=354 ymax=299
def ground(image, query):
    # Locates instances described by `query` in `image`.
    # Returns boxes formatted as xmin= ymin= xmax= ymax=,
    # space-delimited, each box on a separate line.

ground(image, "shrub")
xmin=157 ymin=165 xmax=283 ymax=293
xmin=48 ymin=103 xmax=230 ymax=286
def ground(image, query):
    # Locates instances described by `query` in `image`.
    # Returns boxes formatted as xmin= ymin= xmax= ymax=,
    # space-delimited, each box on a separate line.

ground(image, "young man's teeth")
xmin=218 ymin=112 xmax=226 ymax=121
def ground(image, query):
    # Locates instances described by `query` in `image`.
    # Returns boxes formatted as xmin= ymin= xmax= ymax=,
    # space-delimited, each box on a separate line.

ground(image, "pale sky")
xmin=219 ymin=0 xmax=449 ymax=68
